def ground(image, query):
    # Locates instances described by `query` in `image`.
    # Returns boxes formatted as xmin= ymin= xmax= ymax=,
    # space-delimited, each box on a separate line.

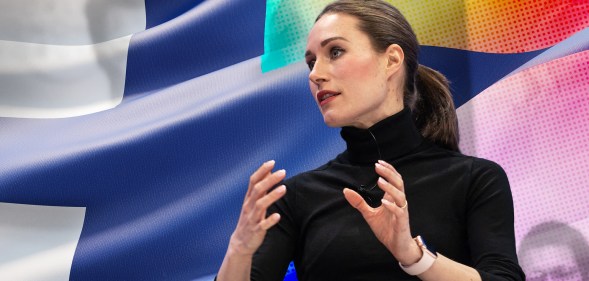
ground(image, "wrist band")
xmin=399 ymin=235 xmax=437 ymax=276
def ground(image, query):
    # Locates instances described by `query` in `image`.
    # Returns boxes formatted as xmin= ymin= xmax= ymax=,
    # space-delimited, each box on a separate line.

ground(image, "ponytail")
xmin=410 ymin=65 xmax=459 ymax=152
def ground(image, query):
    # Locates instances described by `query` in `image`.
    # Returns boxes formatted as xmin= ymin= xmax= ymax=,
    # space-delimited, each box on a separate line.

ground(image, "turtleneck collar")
xmin=340 ymin=107 xmax=423 ymax=165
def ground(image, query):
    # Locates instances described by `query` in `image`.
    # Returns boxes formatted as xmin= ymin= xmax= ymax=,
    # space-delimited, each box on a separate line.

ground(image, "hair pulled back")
xmin=317 ymin=0 xmax=459 ymax=151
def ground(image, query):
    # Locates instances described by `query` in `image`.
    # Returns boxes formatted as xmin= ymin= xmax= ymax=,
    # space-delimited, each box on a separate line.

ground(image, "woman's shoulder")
xmin=449 ymin=150 xmax=506 ymax=178
xmin=421 ymin=145 xmax=514 ymax=206
xmin=412 ymin=143 xmax=510 ymax=192
xmin=424 ymin=142 xmax=506 ymax=173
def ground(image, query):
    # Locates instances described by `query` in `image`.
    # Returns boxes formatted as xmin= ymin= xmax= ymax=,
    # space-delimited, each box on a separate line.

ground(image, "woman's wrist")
xmin=228 ymin=234 xmax=256 ymax=258
xmin=396 ymin=236 xmax=423 ymax=265
xmin=219 ymin=242 xmax=254 ymax=281
xmin=399 ymin=236 xmax=438 ymax=276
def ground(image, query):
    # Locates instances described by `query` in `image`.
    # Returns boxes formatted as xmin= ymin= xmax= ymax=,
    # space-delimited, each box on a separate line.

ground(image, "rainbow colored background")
xmin=264 ymin=0 xmax=589 ymax=67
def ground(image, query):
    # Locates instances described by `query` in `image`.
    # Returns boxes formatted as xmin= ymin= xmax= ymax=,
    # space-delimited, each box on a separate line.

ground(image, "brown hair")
xmin=317 ymin=0 xmax=459 ymax=151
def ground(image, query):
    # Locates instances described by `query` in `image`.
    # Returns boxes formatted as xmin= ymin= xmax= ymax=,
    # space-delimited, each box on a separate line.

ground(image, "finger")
xmin=343 ymin=188 xmax=374 ymax=214
xmin=376 ymin=177 xmax=406 ymax=208
xmin=247 ymin=160 xmax=276 ymax=197
xmin=381 ymin=198 xmax=410 ymax=232
xmin=374 ymin=160 xmax=405 ymax=191
xmin=251 ymin=185 xmax=287 ymax=219
xmin=377 ymin=160 xmax=401 ymax=176
xmin=259 ymin=213 xmax=281 ymax=230
xmin=381 ymin=198 xmax=408 ymax=220
xmin=375 ymin=162 xmax=408 ymax=210
xmin=246 ymin=169 xmax=287 ymax=209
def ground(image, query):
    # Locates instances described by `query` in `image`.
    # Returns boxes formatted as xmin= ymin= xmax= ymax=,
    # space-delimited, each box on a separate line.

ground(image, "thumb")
xmin=343 ymin=188 xmax=372 ymax=214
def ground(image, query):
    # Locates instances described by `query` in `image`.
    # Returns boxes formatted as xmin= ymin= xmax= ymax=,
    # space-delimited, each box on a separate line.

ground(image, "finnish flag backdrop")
xmin=1 ymin=0 xmax=588 ymax=280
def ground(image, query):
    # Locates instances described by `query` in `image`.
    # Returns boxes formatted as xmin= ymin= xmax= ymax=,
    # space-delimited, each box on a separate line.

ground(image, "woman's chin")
xmin=322 ymin=115 xmax=347 ymax=128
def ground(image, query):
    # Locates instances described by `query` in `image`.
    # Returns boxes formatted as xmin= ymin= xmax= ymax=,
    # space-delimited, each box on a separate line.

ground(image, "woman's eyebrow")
xmin=320 ymin=36 xmax=348 ymax=47
xmin=305 ymin=36 xmax=349 ymax=57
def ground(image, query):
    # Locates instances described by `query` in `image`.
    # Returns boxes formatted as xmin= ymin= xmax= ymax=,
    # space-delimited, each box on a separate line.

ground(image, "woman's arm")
xmin=343 ymin=159 xmax=523 ymax=281
xmin=416 ymin=253 xmax=482 ymax=281
xmin=343 ymin=184 xmax=482 ymax=280
xmin=217 ymin=160 xmax=286 ymax=281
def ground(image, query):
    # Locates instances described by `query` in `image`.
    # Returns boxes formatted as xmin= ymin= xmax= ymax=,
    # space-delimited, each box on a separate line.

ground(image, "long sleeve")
xmin=251 ymin=178 xmax=299 ymax=281
xmin=466 ymin=158 xmax=525 ymax=281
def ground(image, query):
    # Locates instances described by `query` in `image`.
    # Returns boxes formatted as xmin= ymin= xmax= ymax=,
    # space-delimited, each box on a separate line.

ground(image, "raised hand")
xmin=218 ymin=160 xmax=287 ymax=281
xmin=229 ymin=160 xmax=287 ymax=257
xmin=343 ymin=160 xmax=421 ymax=265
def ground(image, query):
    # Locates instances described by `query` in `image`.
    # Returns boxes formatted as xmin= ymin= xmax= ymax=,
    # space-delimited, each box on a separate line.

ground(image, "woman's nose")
xmin=308 ymin=61 xmax=327 ymax=85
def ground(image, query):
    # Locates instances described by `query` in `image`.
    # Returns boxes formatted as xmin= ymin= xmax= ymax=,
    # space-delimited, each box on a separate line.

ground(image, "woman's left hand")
xmin=343 ymin=160 xmax=422 ymax=265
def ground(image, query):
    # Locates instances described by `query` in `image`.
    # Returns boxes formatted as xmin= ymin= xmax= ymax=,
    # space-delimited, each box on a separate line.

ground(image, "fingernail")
xmin=276 ymin=169 xmax=286 ymax=176
xmin=276 ymin=185 xmax=286 ymax=193
xmin=381 ymin=198 xmax=391 ymax=205
xmin=375 ymin=162 xmax=383 ymax=168
xmin=378 ymin=177 xmax=386 ymax=184
xmin=266 ymin=160 xmax=275 ymax=165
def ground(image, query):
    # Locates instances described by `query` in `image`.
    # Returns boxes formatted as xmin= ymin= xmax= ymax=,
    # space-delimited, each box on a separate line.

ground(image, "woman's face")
xmin=305 ymin=13 xmax=404 ymax=129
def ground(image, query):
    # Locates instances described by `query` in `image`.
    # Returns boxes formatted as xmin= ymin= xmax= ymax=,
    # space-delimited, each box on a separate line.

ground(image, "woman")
xmin=217 ymin=0 xmax=524 ymax=280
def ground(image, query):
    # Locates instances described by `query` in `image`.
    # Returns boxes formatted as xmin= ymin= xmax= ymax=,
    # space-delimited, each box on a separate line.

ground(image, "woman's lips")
xmin=316 ymin=90 xmax=340 ymax=106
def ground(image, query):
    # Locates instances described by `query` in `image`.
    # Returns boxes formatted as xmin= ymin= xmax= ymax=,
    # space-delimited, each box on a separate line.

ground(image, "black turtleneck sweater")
xmin=251 ymin=108 xmax=525 ymax=281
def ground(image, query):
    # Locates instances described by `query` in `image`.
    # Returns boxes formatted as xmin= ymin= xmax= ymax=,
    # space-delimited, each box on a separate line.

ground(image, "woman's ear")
xmin=385 ymin=44 xmax=404 ymax=77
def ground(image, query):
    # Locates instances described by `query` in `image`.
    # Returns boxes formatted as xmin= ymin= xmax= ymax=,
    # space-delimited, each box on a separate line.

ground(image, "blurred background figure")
xmin=519 ymin=221 xmax=589 ymax=281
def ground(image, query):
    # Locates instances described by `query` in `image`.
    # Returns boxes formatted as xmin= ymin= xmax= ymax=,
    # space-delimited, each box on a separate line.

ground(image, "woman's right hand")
xmin=228 ymin=160 xmax=287 ymax=257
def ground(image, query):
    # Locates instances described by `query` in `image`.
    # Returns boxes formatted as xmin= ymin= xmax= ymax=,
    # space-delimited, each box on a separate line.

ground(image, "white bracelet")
xmin=399 ymin=236 xmax=437 ymax=276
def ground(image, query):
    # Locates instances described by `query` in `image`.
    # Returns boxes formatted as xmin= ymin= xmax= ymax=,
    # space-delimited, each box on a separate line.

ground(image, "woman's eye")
xmin=330 ymin=48 xmax=344 ymax=59
xmin=307 ymin=60 xmax=315 ymax=70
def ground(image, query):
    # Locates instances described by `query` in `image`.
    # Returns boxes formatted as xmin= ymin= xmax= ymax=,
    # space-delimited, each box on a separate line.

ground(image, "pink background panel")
xmin=457 ymin=50 xmax=589 ymax=242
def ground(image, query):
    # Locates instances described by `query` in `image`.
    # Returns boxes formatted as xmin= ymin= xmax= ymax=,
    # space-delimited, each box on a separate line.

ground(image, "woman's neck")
xmin=340 ymin=107 xmax=423 ymax=165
